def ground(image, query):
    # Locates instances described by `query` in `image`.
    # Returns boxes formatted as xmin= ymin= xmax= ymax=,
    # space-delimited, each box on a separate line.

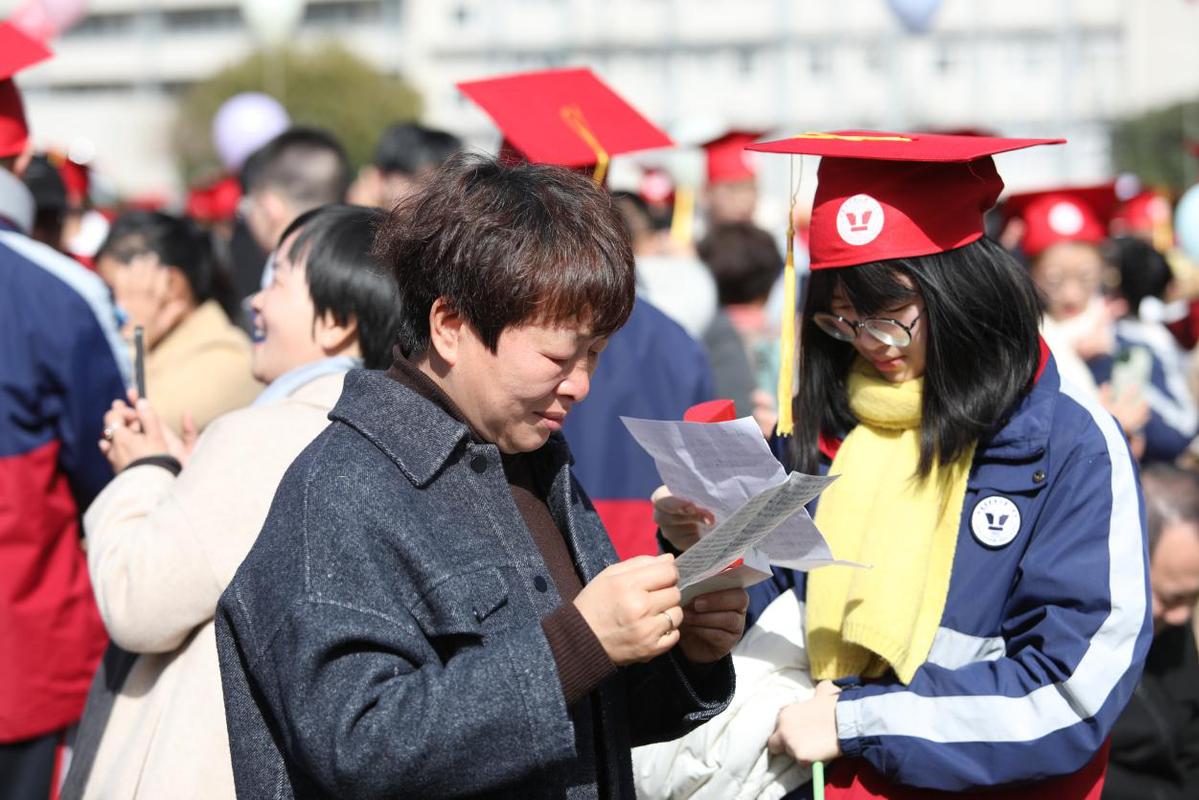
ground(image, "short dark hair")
xmin=698 ymin=222 xmax=783 ymax=305
xmin=792 ymin=236 xmax=1042 ymax=478
xmin=240 ymin=127 xmax=351 ymax=210
xmin=372 ymin=122 xmax=462 ymax=176
xmin=98 ymin=210 xmax=220 ymax=304
xmin=1141 ymin=464 xmax=1199 ymax=553
xmin=373 ymin=152 xmax=635 ymax=357
xmin=1105 ymin=236 xmax=1174 ymax=315
xmin=276 ymin=204 xmax=401 ymax=370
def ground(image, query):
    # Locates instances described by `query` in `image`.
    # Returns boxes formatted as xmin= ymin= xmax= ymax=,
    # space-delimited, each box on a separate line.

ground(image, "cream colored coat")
xmin=81 ymin=372 xmax=346 ymax=800
xmin=143 ymin=299 xmax=261 ymax=435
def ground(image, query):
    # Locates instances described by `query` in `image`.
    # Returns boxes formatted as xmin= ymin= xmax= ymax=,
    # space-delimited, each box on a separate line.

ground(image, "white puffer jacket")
xmin=633 ymin=589 xmax=813 ymax=800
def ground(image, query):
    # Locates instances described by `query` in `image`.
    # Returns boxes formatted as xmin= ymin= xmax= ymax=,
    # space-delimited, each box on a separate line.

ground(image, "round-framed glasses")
xmin=811 ymin=310 xmax=923 ymax=348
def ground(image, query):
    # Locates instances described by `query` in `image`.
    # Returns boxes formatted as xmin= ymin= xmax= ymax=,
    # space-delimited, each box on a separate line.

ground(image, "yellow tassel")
xmin=560 ymin=105 xmax=610 ymax=185
xmin=671 ymin=185 xmax=695 ymax=246
xmin=776 ymin=214 xmax=797 ymax=437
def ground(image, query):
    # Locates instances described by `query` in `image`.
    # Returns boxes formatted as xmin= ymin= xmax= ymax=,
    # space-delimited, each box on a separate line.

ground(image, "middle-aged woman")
xmin=656 ymin=132 xmax=1151 ymax=798
xmin=215 ymin=153 xmax=744 ymax=800
xmin=95 ymin=210 xmax=261 ymax=434
xmin=63 ymin=205 xmax=401 ymax=800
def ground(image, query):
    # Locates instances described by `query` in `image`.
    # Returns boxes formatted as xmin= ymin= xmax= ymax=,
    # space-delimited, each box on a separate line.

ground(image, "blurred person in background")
xmin=1103 ymin=464 xmax=1199 ymax=800
xmin=0 ymin=21 xmax=128 ymax=800
xmin=701 ymin=130 xmax=762 ymax=229
xmin=235 ymin=126 xmax=351 ymax=299
xmin=1098 ymin=236 xmax=1198 ymax=464
xmin=95 ymin=211 xmax=260 ymax=435
xmin=62 ymin=205 xmax=400 ymax=800
xmin=348 ymin=121 xmax=462 ymax=209
xmin=1011 ymin=186 xmax=1155 ymax=459
xmin=698 ymin=220 xmax=785 ymax=434
xmin=19 ymin=153 xmax=67 ymax=251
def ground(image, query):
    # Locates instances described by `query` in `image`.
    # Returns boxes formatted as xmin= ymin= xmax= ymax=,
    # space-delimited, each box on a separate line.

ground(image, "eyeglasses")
xmin=812 ymin=310 xmax=923 ymax=348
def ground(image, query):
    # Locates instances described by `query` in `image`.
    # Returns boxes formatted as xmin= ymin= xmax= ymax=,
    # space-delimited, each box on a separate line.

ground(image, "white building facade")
xmin=6 ymin=0 xmax=1195 ymax=197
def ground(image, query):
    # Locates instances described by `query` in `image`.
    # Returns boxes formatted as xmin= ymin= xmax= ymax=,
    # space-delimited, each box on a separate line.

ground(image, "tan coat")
xmin=143 ymin=299 xmax=261 ymax=434
xmin=81 ymin=372 xmax=346 ymax=800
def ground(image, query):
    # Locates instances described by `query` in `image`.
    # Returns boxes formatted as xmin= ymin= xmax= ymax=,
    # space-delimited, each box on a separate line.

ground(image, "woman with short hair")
xmin=67 ymin=204 xmax=401 ymax=800
xmin=215 ymin=153 xmax=743 ymax=799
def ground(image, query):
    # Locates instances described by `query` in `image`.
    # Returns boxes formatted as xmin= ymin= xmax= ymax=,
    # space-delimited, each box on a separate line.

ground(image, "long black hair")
xmin=792 ymin=236 xmax=1042 ymax=478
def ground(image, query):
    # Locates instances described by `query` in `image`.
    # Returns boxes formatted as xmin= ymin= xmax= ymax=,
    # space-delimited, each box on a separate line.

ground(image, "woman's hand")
xmin=113 ymin=253 xmax=190 ymax=348
xmin=99 ymin=389 xmax=198 ymax=471
xmin=677 ymin=587 xmax=749 ymax=663
xmin=767 ymin=680 xmax=843 ymax=765
xmin=651 ymin=485 xmax=715 ymax=552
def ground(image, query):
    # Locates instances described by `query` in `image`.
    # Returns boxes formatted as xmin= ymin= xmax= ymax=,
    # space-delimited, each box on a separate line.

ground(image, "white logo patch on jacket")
xmin=971 ymin=496 xmax=1021 ymax=548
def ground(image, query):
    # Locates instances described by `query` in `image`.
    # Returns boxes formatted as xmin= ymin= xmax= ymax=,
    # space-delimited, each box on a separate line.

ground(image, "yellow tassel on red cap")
xmin=776 ymin=210 xmax=797 ymax=437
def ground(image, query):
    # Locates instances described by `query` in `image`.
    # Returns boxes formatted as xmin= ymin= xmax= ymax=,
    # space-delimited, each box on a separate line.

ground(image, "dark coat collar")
xmin=329 ymin=369 xmax=472 ymax=487
xmin=329 ymin=368 xmax=574 ymax=488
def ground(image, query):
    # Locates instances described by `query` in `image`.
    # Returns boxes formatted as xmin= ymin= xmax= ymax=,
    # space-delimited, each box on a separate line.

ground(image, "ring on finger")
xmin=660 ymin=610 xmax=676 ymax=633
xmin=102 ymin=426 xmax=116 ymax=442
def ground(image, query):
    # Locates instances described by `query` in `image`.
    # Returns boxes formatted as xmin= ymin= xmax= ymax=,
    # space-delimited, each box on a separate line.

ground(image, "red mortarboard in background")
xmin=1113 ymin=190 xmax=1172 ymax=235
xmin=0 ymin=21 xmax=52 ymax=159
xmin=49 ymin=152 xmax=90 ymax=207
xmin=186 ymin=175 xmax=242 ymax=224
xmin=1004 ymin=183 xmax=1118 ymax=258
xmin=457 ymin=67 xmax=672 ymax=181
xmin=638 ymin=166 xmax=675 ymax=206
xmin=702 ymin=130 xmax=763 ymax=184
xmin=1113 ymin=189 xmax=1174 ymax=253
xmin=748 ymin=130 xmax=1065 ymax=270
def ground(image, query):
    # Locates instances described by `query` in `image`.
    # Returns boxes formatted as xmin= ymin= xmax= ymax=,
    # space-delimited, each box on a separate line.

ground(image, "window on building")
xmin=305 ymin=1 xmax=386 ymax=27
xmin=61 ymin=12 xmax=137 ymax=38
xmin=163 ymin=7 xmax=242 ymax=32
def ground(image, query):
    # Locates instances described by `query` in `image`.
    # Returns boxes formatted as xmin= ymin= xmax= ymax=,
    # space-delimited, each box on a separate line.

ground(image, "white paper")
xmin=621 ymin=415 xmax=859 ymax=599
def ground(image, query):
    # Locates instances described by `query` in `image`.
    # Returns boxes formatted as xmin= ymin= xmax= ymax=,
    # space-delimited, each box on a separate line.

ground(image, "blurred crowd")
xmin=4 ymin=16 xmax=1199 ymax=800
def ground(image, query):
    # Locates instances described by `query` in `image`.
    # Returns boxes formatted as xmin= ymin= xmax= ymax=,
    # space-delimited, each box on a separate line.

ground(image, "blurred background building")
xmin=5 ymin=0 xmax=1197 ymax=199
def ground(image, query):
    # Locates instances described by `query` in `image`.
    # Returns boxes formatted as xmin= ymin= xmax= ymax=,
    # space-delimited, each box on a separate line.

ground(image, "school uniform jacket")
xmin=0 ymin=214 xmax=128 ymax=742
xmin=748 ymin=351 xmax=1152 ymax=792
xmin=563 ymin=298 xmax=714 ymax=559
xmin=1086 ymin=318 xmax=1198 ymax=464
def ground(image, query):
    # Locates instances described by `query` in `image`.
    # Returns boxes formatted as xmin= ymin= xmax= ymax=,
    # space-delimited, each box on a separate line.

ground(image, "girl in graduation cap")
xmin=654 ymin=131 xmax=1152 ymax=798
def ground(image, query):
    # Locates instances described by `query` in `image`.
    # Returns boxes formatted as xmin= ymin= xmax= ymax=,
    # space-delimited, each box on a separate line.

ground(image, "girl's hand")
xmin=767 ymin=680 xmax=843 ymax=765
xmin=651 ymin=485 xmax=715 ymax=552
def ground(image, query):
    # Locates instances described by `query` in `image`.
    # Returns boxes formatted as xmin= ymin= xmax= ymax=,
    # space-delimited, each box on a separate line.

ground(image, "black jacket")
xmin=215 ymin=369 xmax=734 ymax=799
xmin=1103 ymin=622 xmax=1199 ymax=800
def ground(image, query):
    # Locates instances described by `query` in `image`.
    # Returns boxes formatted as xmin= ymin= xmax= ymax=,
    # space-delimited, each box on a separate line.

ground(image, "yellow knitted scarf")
xmin=806 ymin=361 xmax=976 ymax=685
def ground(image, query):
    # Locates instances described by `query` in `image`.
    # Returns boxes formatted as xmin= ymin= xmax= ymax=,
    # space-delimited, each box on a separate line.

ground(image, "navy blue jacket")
xmin=564 ymin=298 xmax=713 ymax=558
xmin=751 ymin=353 xmax=1152 ymax=791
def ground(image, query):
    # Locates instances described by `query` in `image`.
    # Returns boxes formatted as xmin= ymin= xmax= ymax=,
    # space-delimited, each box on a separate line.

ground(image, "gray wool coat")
xmin=215 ymin=369 xmax=735 ymax=799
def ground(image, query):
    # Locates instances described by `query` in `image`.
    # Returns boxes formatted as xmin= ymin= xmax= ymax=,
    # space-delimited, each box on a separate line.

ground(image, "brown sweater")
xmin=388 ymin=356 xmax=615 ymax=705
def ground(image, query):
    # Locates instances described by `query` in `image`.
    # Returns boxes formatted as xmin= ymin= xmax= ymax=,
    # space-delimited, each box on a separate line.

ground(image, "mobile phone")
xmin=1110 ymin=345 xmax=1151 ymax=402
xmin=134 ymin=325 xmax=147 ymax=399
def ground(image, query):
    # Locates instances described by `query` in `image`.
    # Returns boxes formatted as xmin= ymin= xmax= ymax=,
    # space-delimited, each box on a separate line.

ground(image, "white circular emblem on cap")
xmin=836 ymin=194 xmax=885 ymax=246
xmin=971 ymin=496 xmax=1021 ymax=548
xmin=1047 ymin=201 xmax=1085 ymax=236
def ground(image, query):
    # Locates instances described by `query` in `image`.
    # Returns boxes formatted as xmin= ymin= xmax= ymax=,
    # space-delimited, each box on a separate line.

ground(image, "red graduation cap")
xmin=748 ymin=130 xmax=1065 ymax=270
xmin=457 ymin=67 xmax=672 ymax=182
xmin=186 ymin=174 xmax=242 ymax=224
xmin=703 ymin=130 xmax=763 ymax=184
xmin=1112 ymin=189 xmax=1173 ymax=247
xmin=0 ymin=21 xmax=52 ymax=159
xmin=747 ymin=130 xmax=1064 ymax=436
xmin=1004 ymin=183 xmax=1117 ymax=258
